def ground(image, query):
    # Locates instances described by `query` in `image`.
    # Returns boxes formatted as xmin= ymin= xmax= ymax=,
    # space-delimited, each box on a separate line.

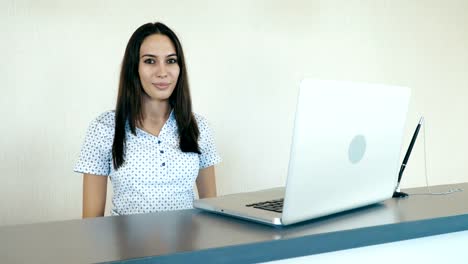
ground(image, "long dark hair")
xmin=112 ymin=22 xmax=200 ymax=170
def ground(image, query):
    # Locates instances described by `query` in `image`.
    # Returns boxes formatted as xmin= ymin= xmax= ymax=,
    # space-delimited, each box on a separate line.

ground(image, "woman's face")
xmin=138 ymin=34 xmax=180 ymax=102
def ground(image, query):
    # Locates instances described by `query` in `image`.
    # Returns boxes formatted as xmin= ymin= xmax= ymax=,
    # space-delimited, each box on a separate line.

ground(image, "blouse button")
xmin=161 ymin=162 xmax=165 ymax=167
xmin=160 ymin=150 xmax=164 ymax=154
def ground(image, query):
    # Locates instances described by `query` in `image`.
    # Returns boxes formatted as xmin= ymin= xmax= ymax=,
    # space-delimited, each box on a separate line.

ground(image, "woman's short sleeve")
xmin=196 ymin=114 xmax=222 ymax=169
xmin=74 ymin=111 xmax=115 ymax=176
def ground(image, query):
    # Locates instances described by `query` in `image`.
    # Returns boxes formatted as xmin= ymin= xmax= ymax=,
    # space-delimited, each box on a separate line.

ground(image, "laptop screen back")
xmin=281 ymin=80 xmax=410 ymax=225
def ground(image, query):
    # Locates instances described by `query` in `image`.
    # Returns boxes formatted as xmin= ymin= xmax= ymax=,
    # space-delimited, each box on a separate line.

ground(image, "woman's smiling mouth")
xmin=152 ymin=82 xmax=170 ymax=89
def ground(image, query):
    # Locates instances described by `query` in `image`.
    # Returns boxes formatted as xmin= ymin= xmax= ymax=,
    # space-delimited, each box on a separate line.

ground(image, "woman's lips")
xmin=152 ymin=82 xmax=170 ymax=89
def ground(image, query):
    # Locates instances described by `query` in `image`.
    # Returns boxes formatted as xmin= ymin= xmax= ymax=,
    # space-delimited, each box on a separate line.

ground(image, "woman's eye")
xmin=144 ymin=59 xmax=155 ymax=64
xmin=167 ymin=58 xmax=177 ymax=64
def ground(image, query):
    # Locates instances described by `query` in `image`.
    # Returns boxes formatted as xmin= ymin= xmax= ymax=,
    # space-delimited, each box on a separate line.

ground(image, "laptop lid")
xmin=281 ymin=79 xmax=410 ymax=225
xmin=194 ymin=79 xmax=410 ymax=226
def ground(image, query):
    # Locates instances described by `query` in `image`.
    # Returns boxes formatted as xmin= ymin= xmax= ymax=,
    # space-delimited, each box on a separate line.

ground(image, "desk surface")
xmin=1 ymin=183 xmax=468 ymax=264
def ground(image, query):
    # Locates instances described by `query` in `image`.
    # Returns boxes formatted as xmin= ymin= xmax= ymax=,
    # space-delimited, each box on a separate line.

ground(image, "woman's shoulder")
xmin=92 ymin=110 xmax=116 ymax=128
xmin=193 ymin=112 xmax=216 ymax=137
xmin=193 ymin=112 xmax=209 ymax=128
xmin=85 ymin=111 xmax=115 ymax=139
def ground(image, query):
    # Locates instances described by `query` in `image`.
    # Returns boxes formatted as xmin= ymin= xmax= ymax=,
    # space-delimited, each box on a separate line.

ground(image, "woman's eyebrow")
xmin=141 ymin=53 xmax=177 ymax=58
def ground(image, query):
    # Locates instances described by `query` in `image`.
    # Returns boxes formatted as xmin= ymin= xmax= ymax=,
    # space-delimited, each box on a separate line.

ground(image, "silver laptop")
xmin=194 ymin=79 xmax=411 ymax=226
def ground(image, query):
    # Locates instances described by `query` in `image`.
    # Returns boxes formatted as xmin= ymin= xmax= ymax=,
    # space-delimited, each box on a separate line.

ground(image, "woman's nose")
xmin=156 ymin=63 xmax=168 ymax=78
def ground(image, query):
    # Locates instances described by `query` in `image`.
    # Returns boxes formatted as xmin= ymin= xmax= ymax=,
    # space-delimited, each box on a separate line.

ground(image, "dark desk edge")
xmin=108 ymin=213 xmax=468 ymax=264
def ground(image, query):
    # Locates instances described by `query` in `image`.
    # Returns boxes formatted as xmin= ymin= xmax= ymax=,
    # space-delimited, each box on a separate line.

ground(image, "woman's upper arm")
xmin=196 ymin=115 xmax=222 ymax=169
xmin=75 ymin=113 xmax=114 ymax=218
xmin=196 ymin=166 xmax=217 ymax=198
xmin=82 ymin=173 xmax=108 ymax=218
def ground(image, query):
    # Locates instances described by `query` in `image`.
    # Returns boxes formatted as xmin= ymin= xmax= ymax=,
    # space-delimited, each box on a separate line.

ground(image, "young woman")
xmin=75 ymin=22 xmax=221 ymax=218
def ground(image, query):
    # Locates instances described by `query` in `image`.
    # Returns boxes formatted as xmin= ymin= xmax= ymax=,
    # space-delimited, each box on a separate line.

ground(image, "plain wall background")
xmin=1 ymin=0 xmax=467 ymax=226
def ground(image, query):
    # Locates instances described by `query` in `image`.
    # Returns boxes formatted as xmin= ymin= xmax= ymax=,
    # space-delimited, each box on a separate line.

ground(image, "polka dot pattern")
xmin=74 ymin=110 xmax=221 ymax=215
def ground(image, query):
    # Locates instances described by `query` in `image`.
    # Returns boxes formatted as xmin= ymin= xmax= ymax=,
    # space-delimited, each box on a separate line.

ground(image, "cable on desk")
xmin=410 ymin=188 xmax=464 ymax=196
xmin=409 ymin=117 xmax=464 ymax=196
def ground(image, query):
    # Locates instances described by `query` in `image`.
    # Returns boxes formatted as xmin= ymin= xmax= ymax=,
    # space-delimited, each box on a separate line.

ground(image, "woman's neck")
xmin=139 ymin=96 xmax=171 ymax=136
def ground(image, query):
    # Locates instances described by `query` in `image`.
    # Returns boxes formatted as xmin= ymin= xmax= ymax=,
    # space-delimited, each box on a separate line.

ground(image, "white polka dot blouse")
xmin=74 ymin=110 xmax=222 ymax=215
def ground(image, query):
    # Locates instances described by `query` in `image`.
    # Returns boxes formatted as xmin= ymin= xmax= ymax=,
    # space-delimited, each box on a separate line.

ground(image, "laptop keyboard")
xmin=246 ymin=198 xmax=284 ymax=213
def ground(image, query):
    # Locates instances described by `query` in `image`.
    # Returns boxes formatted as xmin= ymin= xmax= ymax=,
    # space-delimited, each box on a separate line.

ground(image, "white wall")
xmin=1 ymin=0 xmax=467 ymax=226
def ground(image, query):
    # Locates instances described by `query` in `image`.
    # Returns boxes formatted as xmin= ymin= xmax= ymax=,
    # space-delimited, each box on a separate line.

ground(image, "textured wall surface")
xmin=1 ymin=0 xmax=467 ymax=226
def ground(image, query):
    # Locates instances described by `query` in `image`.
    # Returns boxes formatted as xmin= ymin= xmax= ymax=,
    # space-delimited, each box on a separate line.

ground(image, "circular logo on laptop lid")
xmin=349 ymin=135 xmax=366 ymax=164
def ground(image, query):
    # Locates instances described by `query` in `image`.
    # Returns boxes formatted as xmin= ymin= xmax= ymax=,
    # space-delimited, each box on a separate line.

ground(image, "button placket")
xmin=158 ymin=138 xmax=166 ymax=168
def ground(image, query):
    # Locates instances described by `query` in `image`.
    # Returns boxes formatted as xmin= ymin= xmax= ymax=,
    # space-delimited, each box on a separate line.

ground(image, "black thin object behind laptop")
xmin=393 ymin=117 xmax=424 ymax=198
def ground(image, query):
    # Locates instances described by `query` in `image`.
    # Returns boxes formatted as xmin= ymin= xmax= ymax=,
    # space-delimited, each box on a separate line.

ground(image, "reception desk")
xmin=1 ymin=183 xmax=468 ymax=263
